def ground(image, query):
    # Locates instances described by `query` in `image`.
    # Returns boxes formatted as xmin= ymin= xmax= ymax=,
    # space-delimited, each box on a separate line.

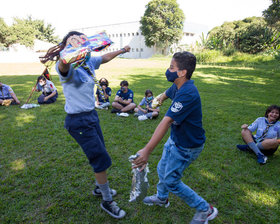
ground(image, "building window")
xmin=136 ymin=32 xmax=139 ymax=36
xmin=128 ymin=33 xmax=130 ymax=37
xmin=141 ymin=48 xmax=143 ymax=52
xmin=120 ymin=34 xmax=122 ymax=37
xmin=116 ymin=34 xmax=118 ymax=37
xmin=132 ymin=33 xmax=134 ymax=36
xmin=124 ymin=33 xmax=126 ymax=37
xmin=112 ymin=34 xmax=115 ymax=37
xmin=136 ymin=48 xmax=139 ymax=52
xmin=132 ymin=48 xmax=134 ymax=52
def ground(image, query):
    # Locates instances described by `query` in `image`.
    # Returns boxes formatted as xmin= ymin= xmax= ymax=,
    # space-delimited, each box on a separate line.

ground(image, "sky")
xmin=1 ymin=0 xmax=271 ymax=38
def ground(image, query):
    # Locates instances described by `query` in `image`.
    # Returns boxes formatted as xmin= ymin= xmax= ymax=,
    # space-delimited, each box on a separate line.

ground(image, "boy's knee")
xmin=38 ymin=96 xmax=45 ymax=104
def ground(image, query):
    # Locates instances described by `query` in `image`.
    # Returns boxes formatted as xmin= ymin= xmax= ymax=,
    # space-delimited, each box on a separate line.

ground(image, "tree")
xmin=0 ymin=18 xmax=10 ymax=47
xmin=140 ymin=0 xmax=185 ymax=54
xmin=0 ymin=16 xmax=59 ymax=48
xmin=263 ymin=0 xmax=280 ymax=30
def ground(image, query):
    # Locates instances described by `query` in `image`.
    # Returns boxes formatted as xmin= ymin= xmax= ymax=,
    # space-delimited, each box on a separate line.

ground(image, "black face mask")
xmin=100 ymin=82 xmax=107 ymax=87
xmin=165 ymin=69 xmax=179 ymax=82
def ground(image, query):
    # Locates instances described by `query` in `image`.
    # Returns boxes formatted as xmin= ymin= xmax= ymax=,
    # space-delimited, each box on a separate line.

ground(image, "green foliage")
xmin=195 ymin=50 xmax=221 ymax=63
xmin=140 ymin=0 xmax=185 ymax=52
xmin=263 ymin=0 xmax=280 ymax=30
xmin=207 ymin=17 xmax=278 ymax=55
xmin=0 ymin=16 xmax=59 ymax=48
xmin=0 ymin=18 xmax=10 ymax=47
xmin=1 ymin=57 xmax=280 ymax=223
xmin=235 ymin=19 xmax=274 ymax=54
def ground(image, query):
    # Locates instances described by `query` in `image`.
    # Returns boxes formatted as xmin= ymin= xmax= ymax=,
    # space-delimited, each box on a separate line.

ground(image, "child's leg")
xmin=37 ymin=94 xmax=45 ymax=104
xmin=160 ymin=138 xmax=209 ymax=211
xmin=241 ymin=129 xmax=264 ymax=156
xmin=100 ymin=102 xmax=110 ymax=108
xmin=156 ymin=138 xmax=172 ymax=200
xmin=95 ymin=171 xmax=112 ymax=202
xmin=121 ymin=103 xmax=137 ymax=112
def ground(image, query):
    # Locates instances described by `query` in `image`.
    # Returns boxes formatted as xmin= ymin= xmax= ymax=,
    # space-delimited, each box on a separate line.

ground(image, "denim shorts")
xmin=64 ymin=110 xmax=112 ymax=173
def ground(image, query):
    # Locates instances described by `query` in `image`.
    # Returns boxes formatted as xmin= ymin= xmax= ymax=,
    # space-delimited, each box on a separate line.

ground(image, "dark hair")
xmin=172 ymin=51 xmax=196 ymax=79
xmin=265 ymin=105 xmax=280 ymax=121
xmin=37 ymin=76 xmax=46 ymax=83
xmin=145 ymin=89 xmax=153 ymax=96
xmin=120 ymin=80 xmax=128 ymax=86
xmin=99 ymin=78 xmax=109 ymax=86
xmin=39 ymin=31 xmax=85 ymax=64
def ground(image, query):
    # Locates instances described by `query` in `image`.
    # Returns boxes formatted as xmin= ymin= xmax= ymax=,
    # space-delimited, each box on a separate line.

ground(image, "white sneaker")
xmin=138 ymin=115 xmax=148 ymax=121
xmin=117 ymin=112 xmax=129 ymax=117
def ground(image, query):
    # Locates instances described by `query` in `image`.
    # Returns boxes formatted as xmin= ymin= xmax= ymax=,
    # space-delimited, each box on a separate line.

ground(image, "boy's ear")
xmin=178 ymin=69 xmax=187 ymax=78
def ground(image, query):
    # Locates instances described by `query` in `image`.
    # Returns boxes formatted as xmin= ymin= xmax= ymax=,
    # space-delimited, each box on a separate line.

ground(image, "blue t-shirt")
xmin=0 ymin=84 xmax=14 ymax=99
xmin=56 ymin=56 xmax=102 ymax=114
xmin=248 ymin=117 xmax=280 ymax=141
xmin=165 ymin=80 xmax=205 ymax=148
xmin=116 ymin=89 xmax=134 ymax=102
xmin=96 ymin=87 xmax=111 ymax=103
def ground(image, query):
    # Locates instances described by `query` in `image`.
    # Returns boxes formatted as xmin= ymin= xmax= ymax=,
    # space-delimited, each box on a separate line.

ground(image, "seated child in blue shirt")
xmin=35 ymin=76 xmax=58 ymax=104
xmin=111 ymin=80 xmax=136 ymax=115
xmin=95 ymin=78 xmax=111 ymax=110
xmin=134 ymin=89 xmax=160 ymax=121
xmin=237 ymin=104 xmax=280 ymax=165
xmin=0 ymin=80 xmax=20 ymax=105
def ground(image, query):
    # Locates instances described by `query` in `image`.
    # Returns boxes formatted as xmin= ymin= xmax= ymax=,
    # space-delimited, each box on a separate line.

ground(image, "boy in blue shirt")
xmin=133 ymin=52 xmax=218 ymax=224
xmin=111 ymin=80 xmax=136 ymax=116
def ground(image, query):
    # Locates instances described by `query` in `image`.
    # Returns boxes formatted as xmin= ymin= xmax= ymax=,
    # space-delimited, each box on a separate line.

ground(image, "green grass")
xmin=1 ymin=57 xmax=280 ymax=223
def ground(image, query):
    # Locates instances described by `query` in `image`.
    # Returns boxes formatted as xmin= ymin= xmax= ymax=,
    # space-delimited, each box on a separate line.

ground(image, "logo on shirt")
xmin=171 ymin=102 xmax=183 ymax=113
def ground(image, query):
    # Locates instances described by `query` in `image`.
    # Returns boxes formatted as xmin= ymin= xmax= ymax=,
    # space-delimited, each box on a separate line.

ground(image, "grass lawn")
xmin=0 ymin=57 xmax=280 ymax=223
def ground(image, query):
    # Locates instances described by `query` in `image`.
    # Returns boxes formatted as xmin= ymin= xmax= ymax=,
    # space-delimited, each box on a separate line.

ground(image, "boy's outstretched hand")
xmin=132 ymin=148 xmax=150 ymax=171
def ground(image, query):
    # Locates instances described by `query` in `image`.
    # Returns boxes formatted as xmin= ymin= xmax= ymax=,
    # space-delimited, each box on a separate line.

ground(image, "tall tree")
xmin=140 ymin=0 xmax=185 ymax=54
xmin=263 ymin=0 xmax=280 ymax=30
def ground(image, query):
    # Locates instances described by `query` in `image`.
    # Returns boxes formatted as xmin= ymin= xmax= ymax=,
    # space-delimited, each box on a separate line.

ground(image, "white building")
xmin=77 ymin=21 xmax=200 ymax=59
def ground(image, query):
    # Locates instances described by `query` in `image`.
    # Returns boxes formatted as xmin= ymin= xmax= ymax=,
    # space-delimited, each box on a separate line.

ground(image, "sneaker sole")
xmin=143 ymin=201 xmax=170 ymax=208
xmin=100 ymin=203 xmax=126 ymax=219
xmin=206 ymin=207 xmax=218 ymax=223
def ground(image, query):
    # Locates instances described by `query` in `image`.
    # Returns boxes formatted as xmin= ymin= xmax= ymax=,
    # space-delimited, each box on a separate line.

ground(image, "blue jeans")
xmin=156 ymin=137 xmax=209 ymax=211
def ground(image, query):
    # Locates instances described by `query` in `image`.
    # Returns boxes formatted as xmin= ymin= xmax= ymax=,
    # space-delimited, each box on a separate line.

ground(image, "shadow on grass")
xmin=1 ymin=63 xmax=280 ymax=223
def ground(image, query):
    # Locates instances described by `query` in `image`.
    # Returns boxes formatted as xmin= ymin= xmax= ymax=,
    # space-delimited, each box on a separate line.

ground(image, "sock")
xmin=257 ymin=142 xmax=264 ymax=150
xmin=98 ymin=182 xmax=112 ymax=202
xmin=248 ymin=142 xmax=263 ymax=156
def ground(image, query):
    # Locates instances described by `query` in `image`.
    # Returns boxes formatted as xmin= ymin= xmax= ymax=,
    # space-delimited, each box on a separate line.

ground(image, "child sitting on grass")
xmin=35 ymin=76 xmax=58 ymax=104
xmin=134 ymin=89 xmax=160 ymax=121
xmin=95 ymin=78 xmax=111 ymax=110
